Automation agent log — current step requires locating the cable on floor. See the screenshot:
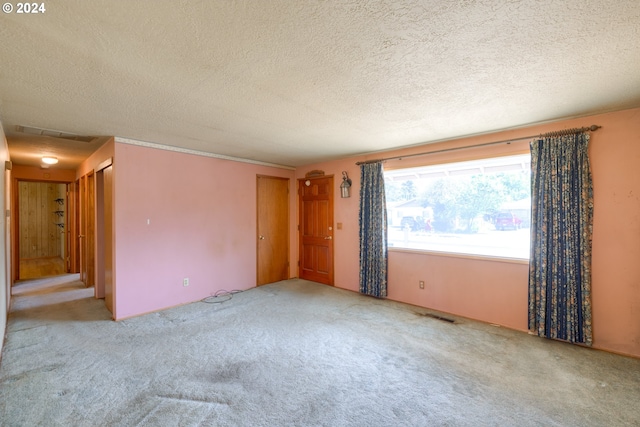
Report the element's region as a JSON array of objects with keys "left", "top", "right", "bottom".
[{"left": 201, "top": 289, "right": 243, "bottom": 304}]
